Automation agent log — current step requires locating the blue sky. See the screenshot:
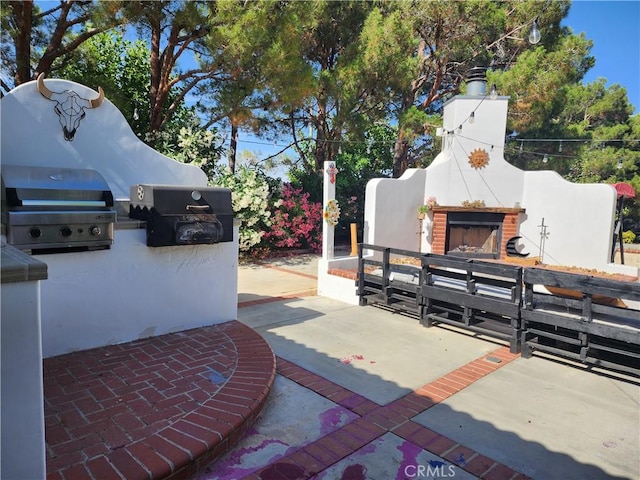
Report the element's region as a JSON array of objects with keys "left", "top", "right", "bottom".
[{"left": 564, "top": 0, "right": 640, "bottom": 114}]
